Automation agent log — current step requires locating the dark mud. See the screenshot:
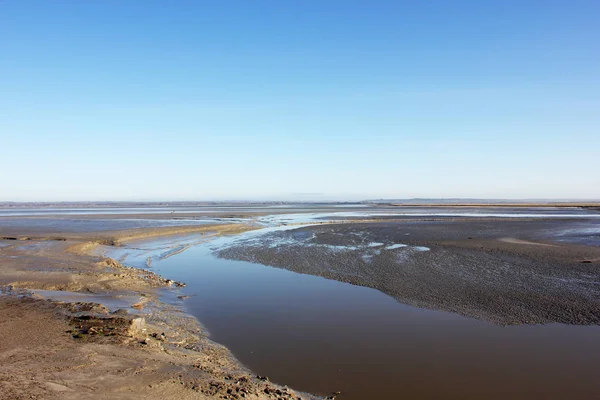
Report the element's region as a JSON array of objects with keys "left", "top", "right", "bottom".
[{"left": 217, "top": 219, "right": 600, "bottom": 325}]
